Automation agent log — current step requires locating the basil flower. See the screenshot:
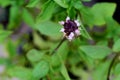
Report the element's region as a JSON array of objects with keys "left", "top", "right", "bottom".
[{"left": 59, "top": 17, "right": 81, "bottom": 41}]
